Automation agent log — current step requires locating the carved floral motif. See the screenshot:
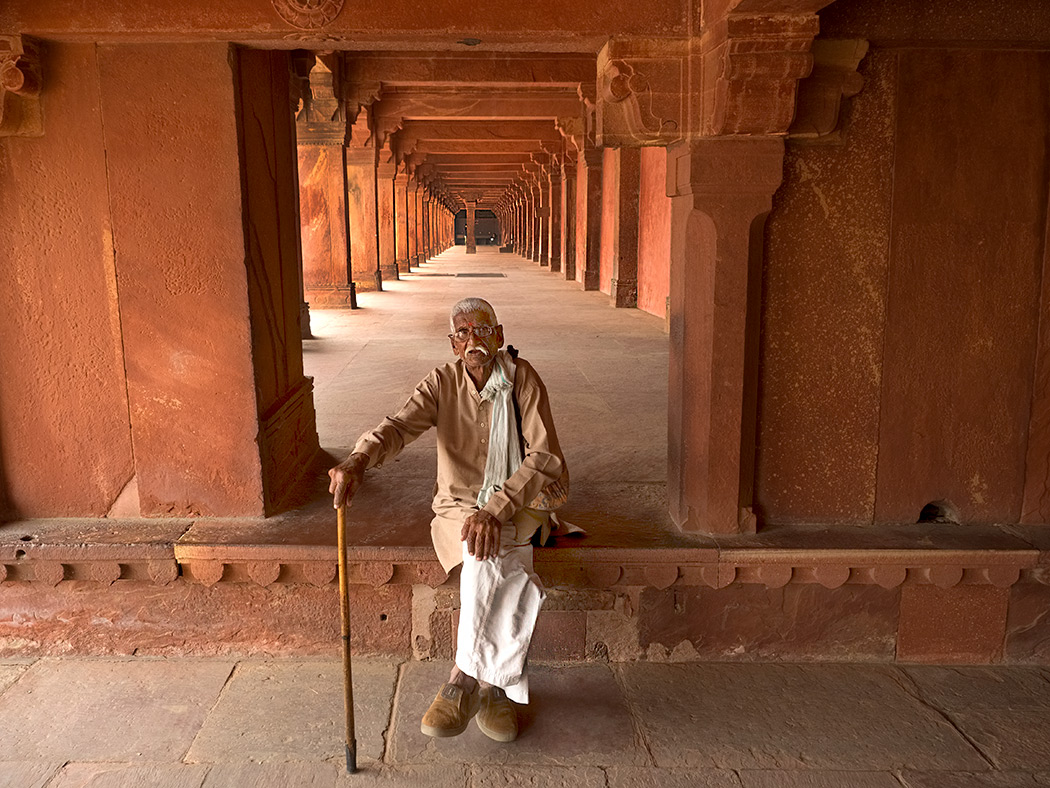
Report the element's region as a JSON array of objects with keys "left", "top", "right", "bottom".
[{"left": 272, "top": 0, "right": 345, "bottom": 30}]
